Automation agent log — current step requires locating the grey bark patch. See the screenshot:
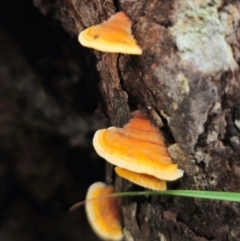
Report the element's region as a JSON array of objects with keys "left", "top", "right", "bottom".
[
  {"left": 168, "top": 143, "right": 198, "bottom": 175},
  {"left": 169, "top": 78, "right": 218, "bottom": 153}
]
